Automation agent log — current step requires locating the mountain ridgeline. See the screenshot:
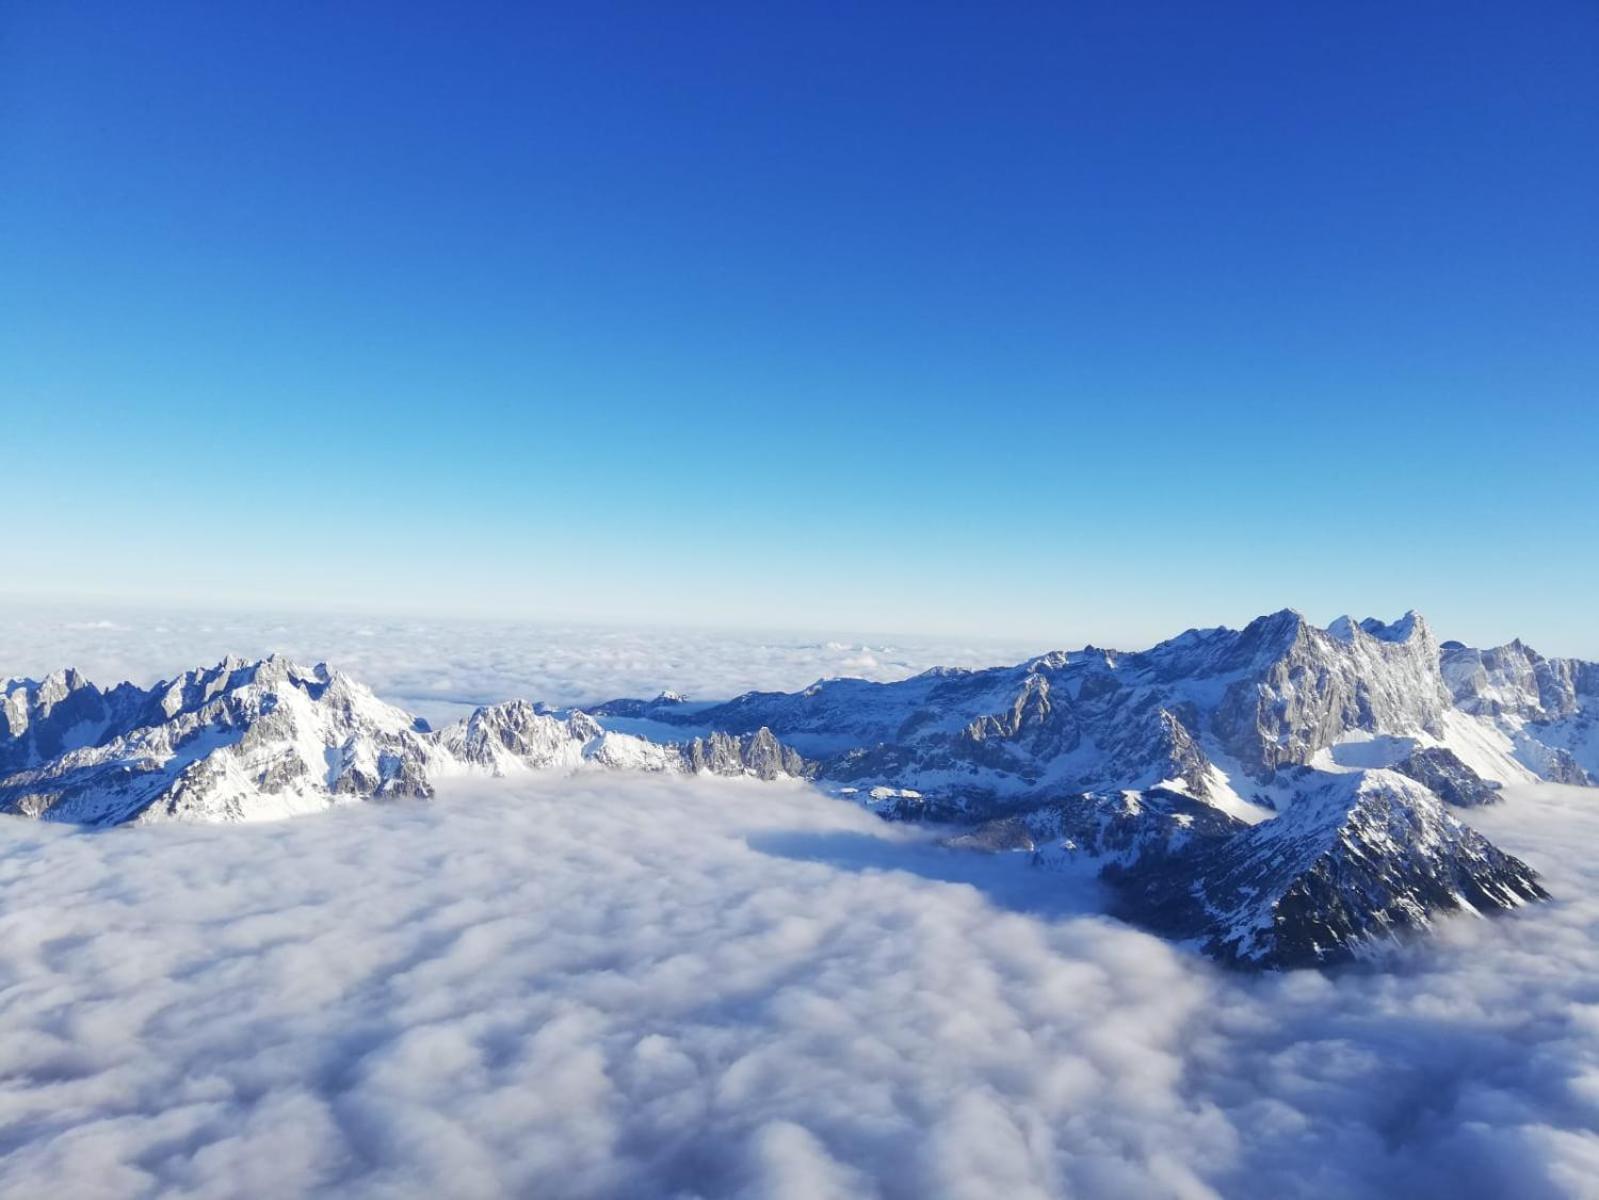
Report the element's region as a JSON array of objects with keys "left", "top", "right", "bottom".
[{"left": 4, "top": 610, "right": 1594, "bottom": 969}]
